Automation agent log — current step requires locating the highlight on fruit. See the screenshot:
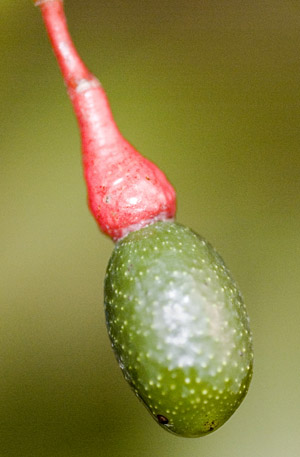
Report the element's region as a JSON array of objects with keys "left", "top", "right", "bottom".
[{"left": 33, "top": 0, "right": 253, "bottom": 437}]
